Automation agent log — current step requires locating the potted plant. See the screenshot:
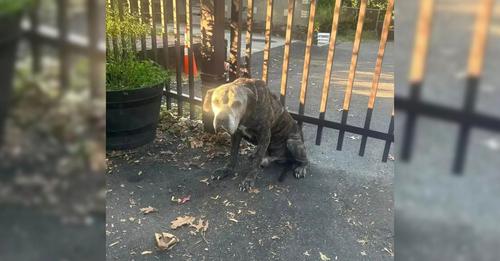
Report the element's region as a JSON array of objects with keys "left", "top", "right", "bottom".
[
  {"left": 0, "top": 0, "right": 32, "bottom": 146},
  {"left": 106, "top": 1, "right": 171, "bottom": 150}
]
